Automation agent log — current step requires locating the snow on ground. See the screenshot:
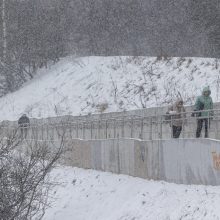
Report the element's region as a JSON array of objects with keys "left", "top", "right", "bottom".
[
  {"left": 43, "top": 166, "right": 220, "bottom": 220},
  {"left": 0, "top": 56, "right": 219, "bottom": 121}
]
